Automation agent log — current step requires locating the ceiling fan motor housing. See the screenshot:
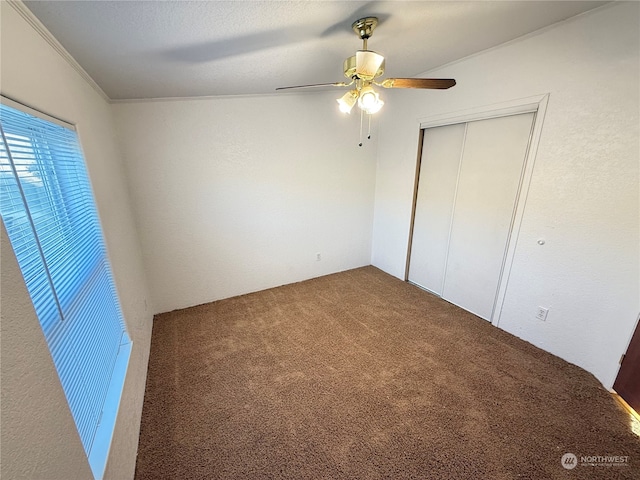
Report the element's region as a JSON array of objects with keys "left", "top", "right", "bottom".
[
  {"left": 345, "top": 18, "right": 385, "bottom": 81},
  {"left": 343, "top": 52, "right": 385, "bottom": 80}
]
